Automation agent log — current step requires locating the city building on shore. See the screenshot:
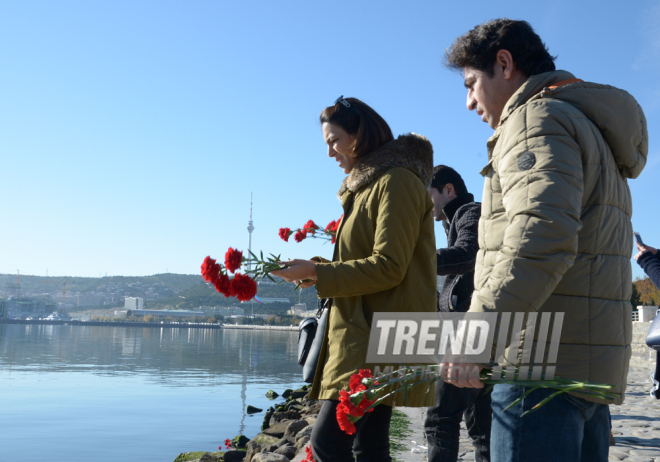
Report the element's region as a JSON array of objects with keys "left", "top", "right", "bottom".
[
  {"left": 2, "top": 298, "right": 59, "bottom": 319},
  {"left": 124, "top": 297, "right": 144, "bottom": 311}
]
